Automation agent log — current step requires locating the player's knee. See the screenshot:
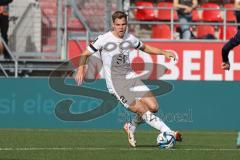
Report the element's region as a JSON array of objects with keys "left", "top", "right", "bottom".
[
  {"left": 148, "top": 103, "right": 159, "bottom": 113},
  {"left": 129, "top": 101, "right": 148, "bottom": 116},
  {"left": 134, "top": 102, "right": 149, "bottom": 116},
  {"left": 138, "top": 106, "right": 148, "bottom": 116}
]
